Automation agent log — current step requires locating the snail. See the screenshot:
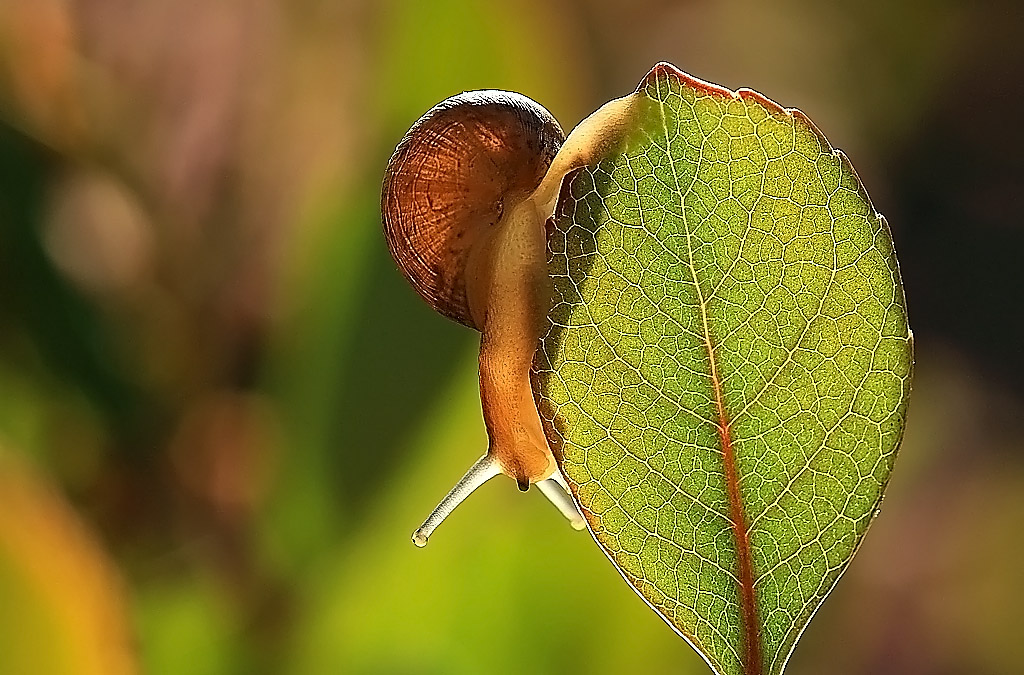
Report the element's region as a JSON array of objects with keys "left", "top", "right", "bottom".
[{"left": 382, "top": 87, "right": 642, "bottom": 547}]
